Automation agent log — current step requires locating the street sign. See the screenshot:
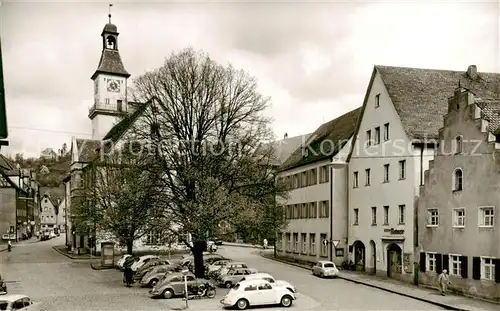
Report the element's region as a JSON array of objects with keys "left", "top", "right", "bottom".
[
  {"left": 322, "top": 239, "right": 329, "bottom": 246},
  {"left": 332, "top": 240, "right": 340, "bottom": 248}
]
